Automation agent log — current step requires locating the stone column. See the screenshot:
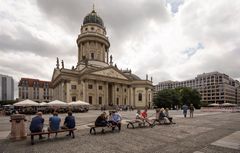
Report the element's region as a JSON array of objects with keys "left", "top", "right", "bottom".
[
  {"left": 107, "top": 49, "right": 109, "bottom": 63},
  {"left": 112, "top": 83, "right": 115, "bottom": 105},
  {"left": 105, "top": 82, "right": 108, "bottom": 106},
  {"left": 133, "top": 88, "right": 136, "bottom": 107},
  {"left": 86, "top": 80, "right": 88, "bottom": 103},
  {"left": 82, "top": 80, "right": 86, "bottom": 102},
  {"left": 96, "top": 81, "right": 98, "bottom": 105},
  {"left": 145, "top": 88, "right": 148, "bottom": 107}
]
